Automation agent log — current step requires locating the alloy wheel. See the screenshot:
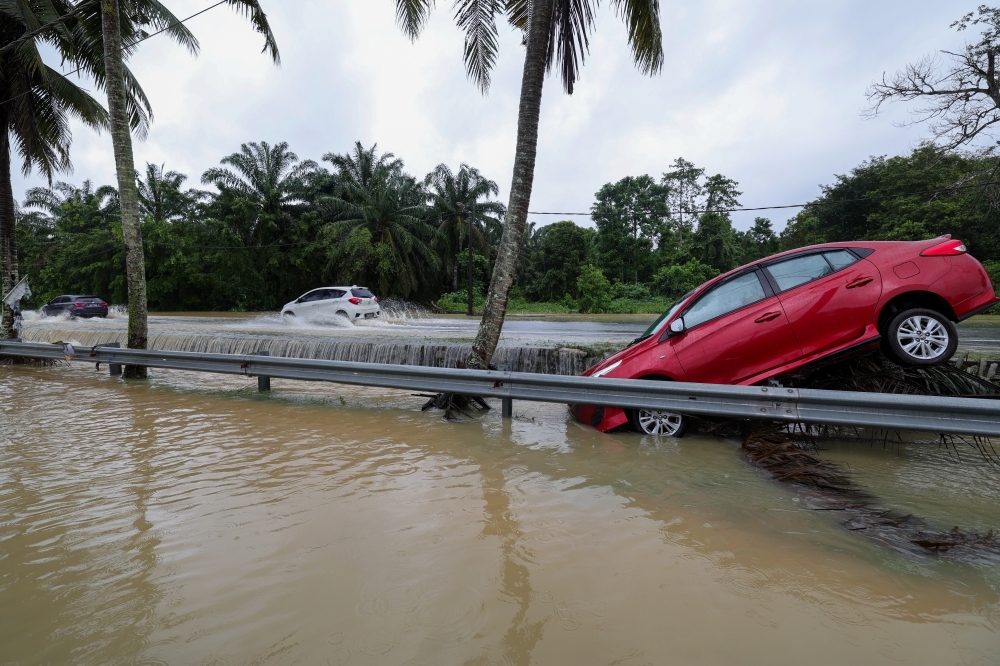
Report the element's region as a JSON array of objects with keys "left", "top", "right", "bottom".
[
  {"left": 895, "top": 315, "right": 950, "bottom": 361},
  {"left": 636, "top": 410, "right": 685, "bottom": 436}
]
